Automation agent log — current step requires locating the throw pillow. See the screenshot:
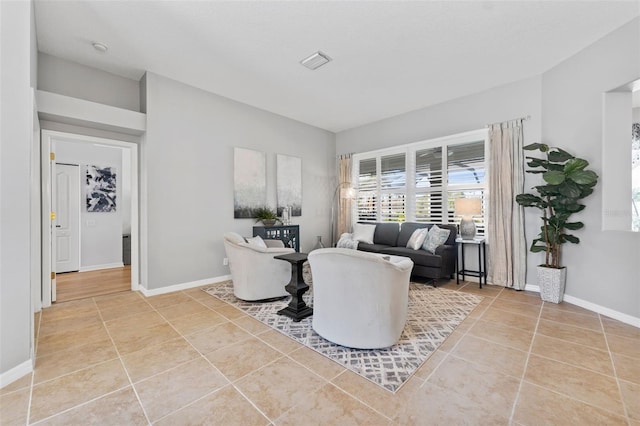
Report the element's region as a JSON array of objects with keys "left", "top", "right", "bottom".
[
  {"left": 337, "top": 233, "right": 359, "bottom": 250},
  {"left": 352, "top": 223, "right": 376, "bottom": 244},
  {"left": 246, "top": 235, "right": 267, "bottom": 248},
  {"left": 406, "top": 228, "right": 428, "bottom": 250},
  {"left": 422, "top": 225, "right": 451, "bottom": 254}
]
